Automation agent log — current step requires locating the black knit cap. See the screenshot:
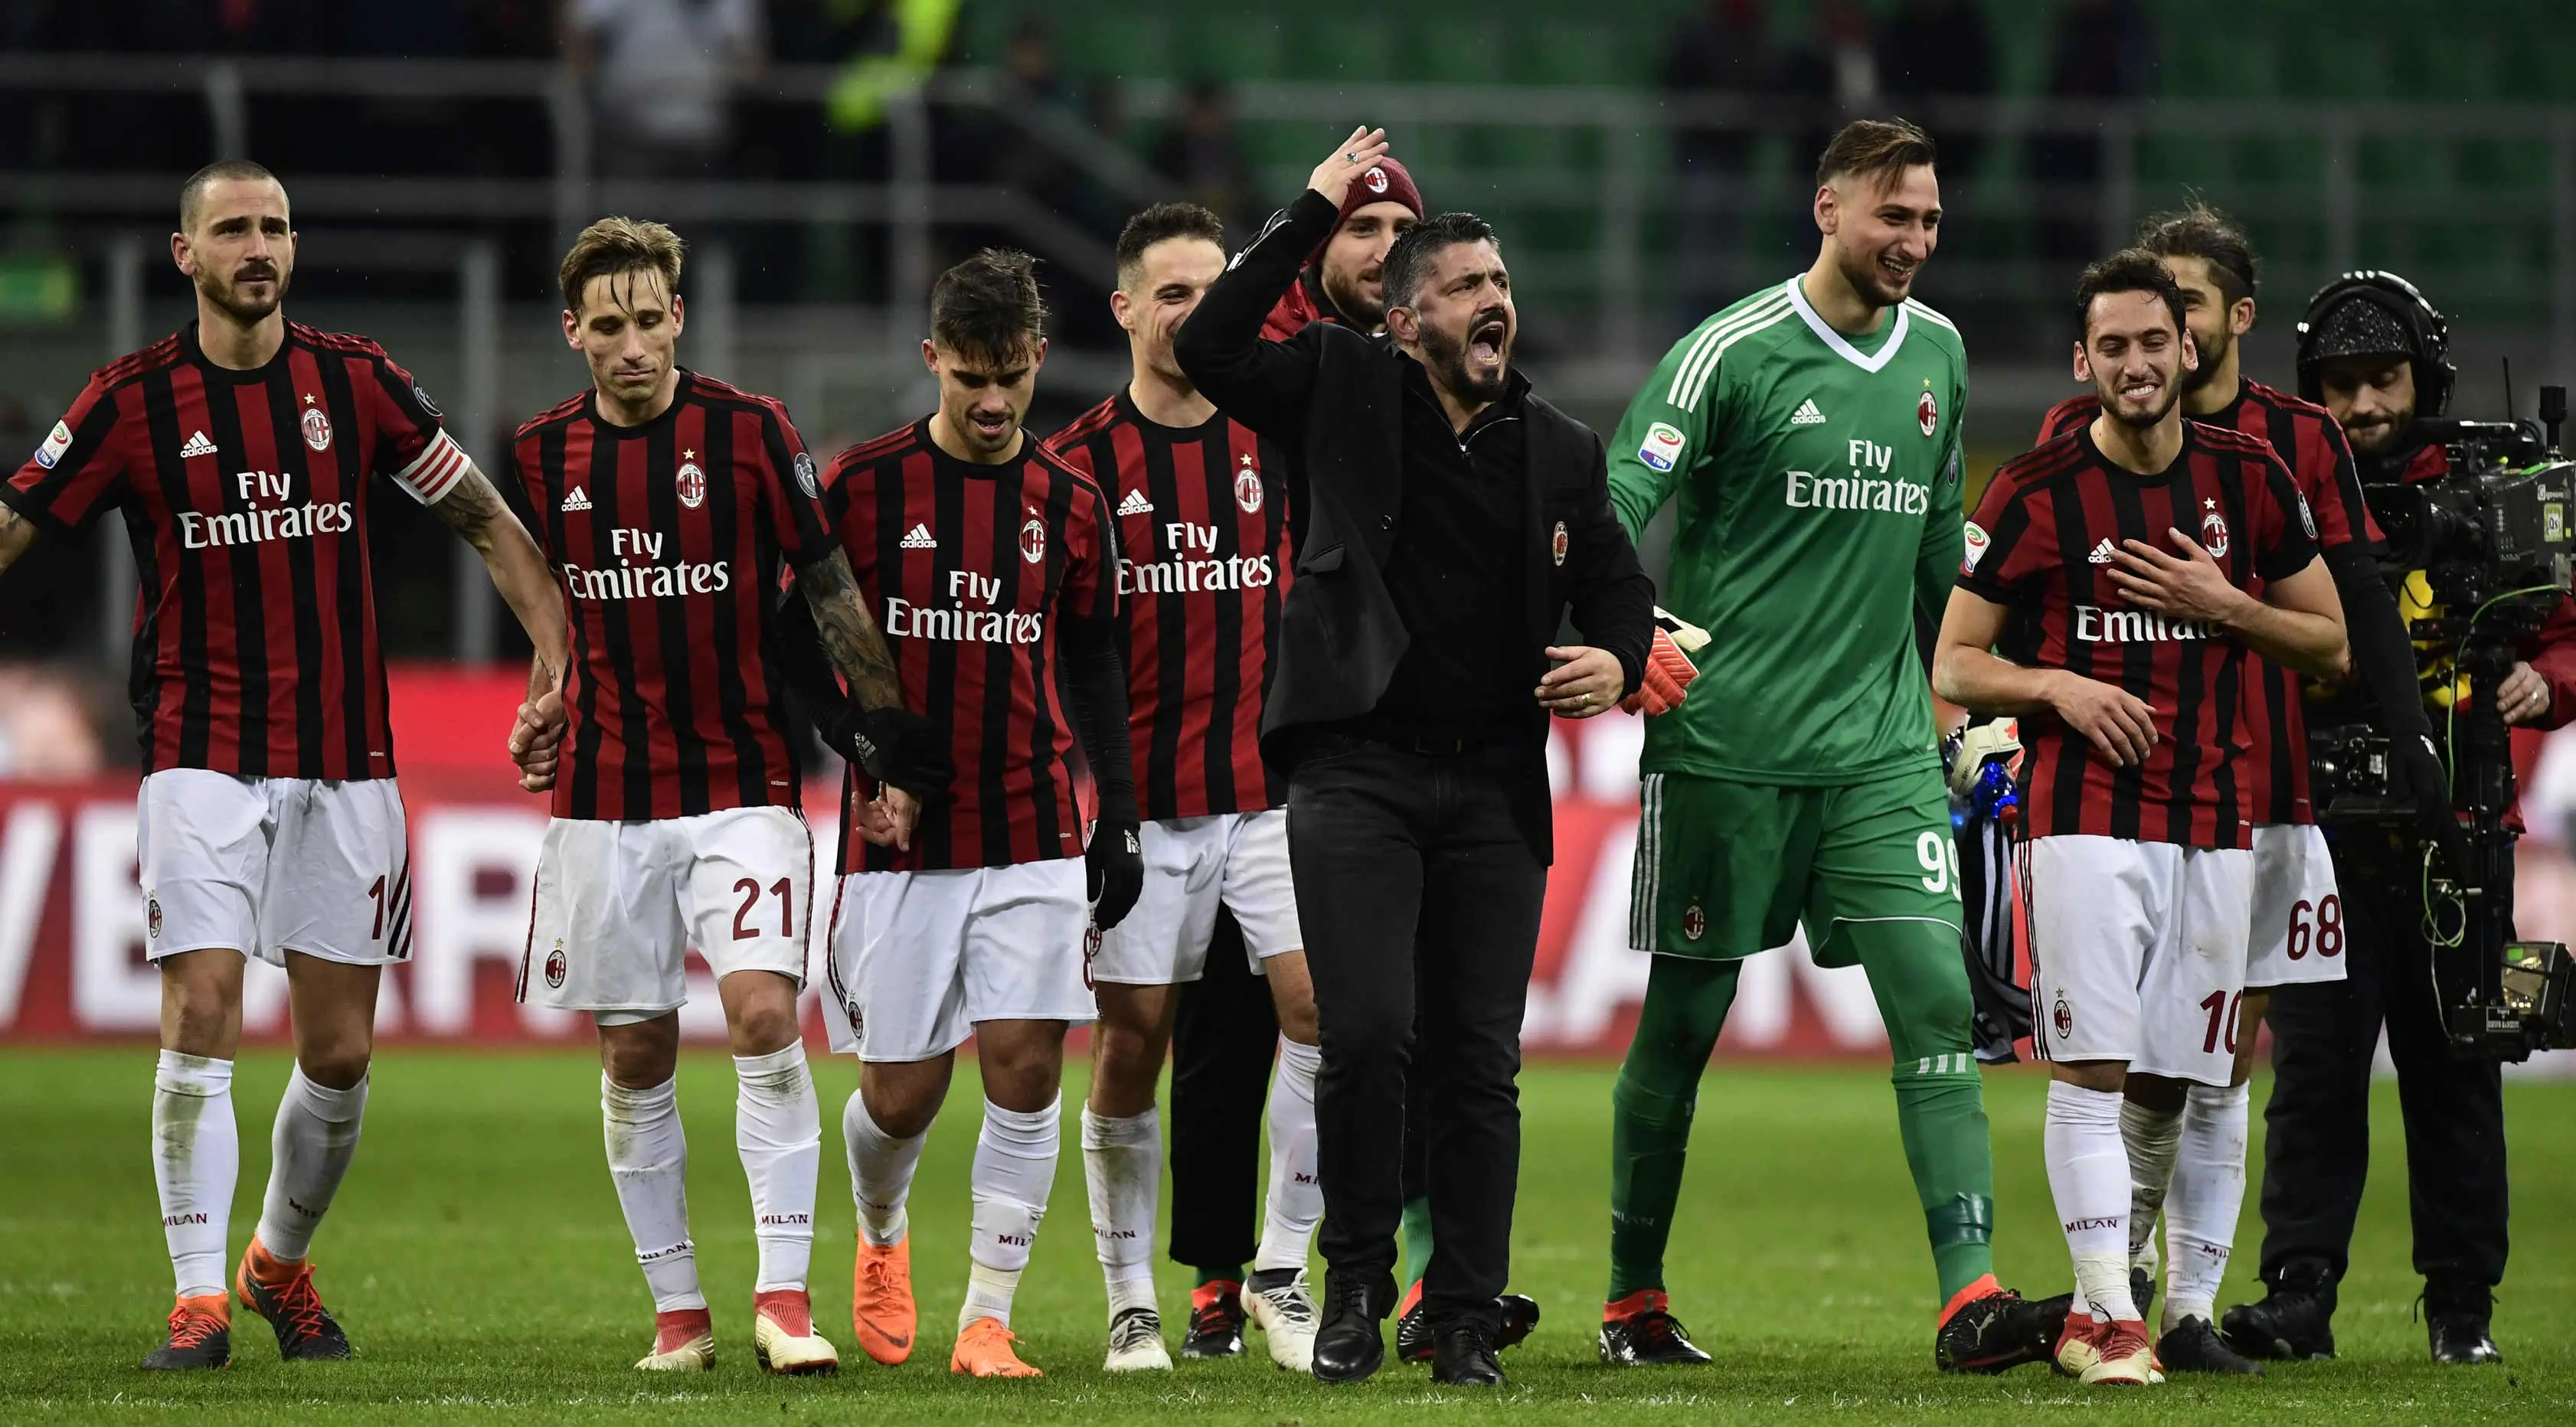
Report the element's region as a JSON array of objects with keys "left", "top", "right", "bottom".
[{"left": 2303, "top": 294, "right": 2419, "bottom": 366}]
